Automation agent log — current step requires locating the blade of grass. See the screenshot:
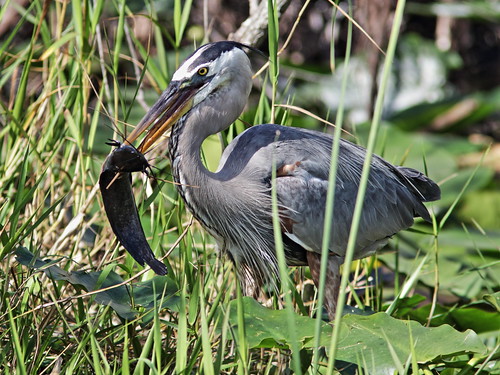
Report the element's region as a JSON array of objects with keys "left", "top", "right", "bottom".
[
  {"left": 215, "top": 291, "right": 233, "bottom": 374},
  {"left": 132, "top": 320, "right": 155, "bottom": 375},
  {"left": 267, "top": 0, "right": 279, "bottom": 123},
  {"left": 89, "top": 0, "right": 105, "bottom": 35},
  {"left": 175, "top": 275, "right": 188, "bottom": 373},
  {"left": 385, "top": 252, "right": 431, "bottom": 316},
  {"left": 8, "top": 146, "right": 30, "bottom": 238},
  {"left": 271, "top": 140, "right": 302, "bottom": 374},
  {"left": 173, "top": 0, "right": 193, "bottom": 47},
  {"left": 112, "top": 0, "right": 126, "bottom": 74},
  {"left": 327, "top": 0, "right": 407, "bottom": 372},
  {"left": 311, "top": 2, "right": 353, "bottom": 372},
  {"left": 152, "top": 284, "right": 162, "bottom": 372},
  {"left": 235, "top": 286, "right": 249, "bottom": 375},
  {"left": 266, "top": 3, "right": 303, "bottom": 372},
  {"left": 7, "top": 299, "right": 27, "bottom": 375},
  {"left": 199, "top": 275, "right": 215, "bottom": 375},
  {"left": 122, "top": 323, "right": 130, "bottom": 375},
  {"left": 12, "top": 45, "right": 34, "bottom": 122},
  {"left": 439, "top": 146, "right": 490, "bottom": 230},
  {"left": 71, "top": 0, "right": 84, "bottom": 53},
  {"left": 408, "top": 322, "right": 419, "bottom": 375},
  {"left": 0, "top": 1, "right": 38, "bottom": 57},
  {"left": 90, "top": 328, "right": 109, "bottom": 374},
  {"left": 382, "top": 330, "right": 405, "bottom": 374}
]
